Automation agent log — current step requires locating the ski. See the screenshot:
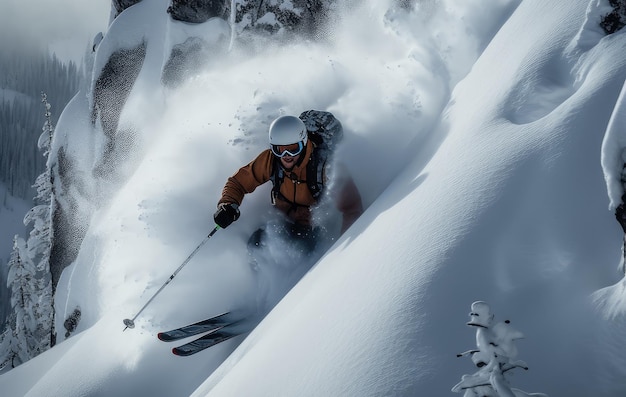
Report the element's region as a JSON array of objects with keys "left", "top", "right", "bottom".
[
  {"left": 171, "top": 319, "right": 253, "bottom": 356},
  {"left": 158, "top": 311, "right": 240, "bottom": 342}
]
